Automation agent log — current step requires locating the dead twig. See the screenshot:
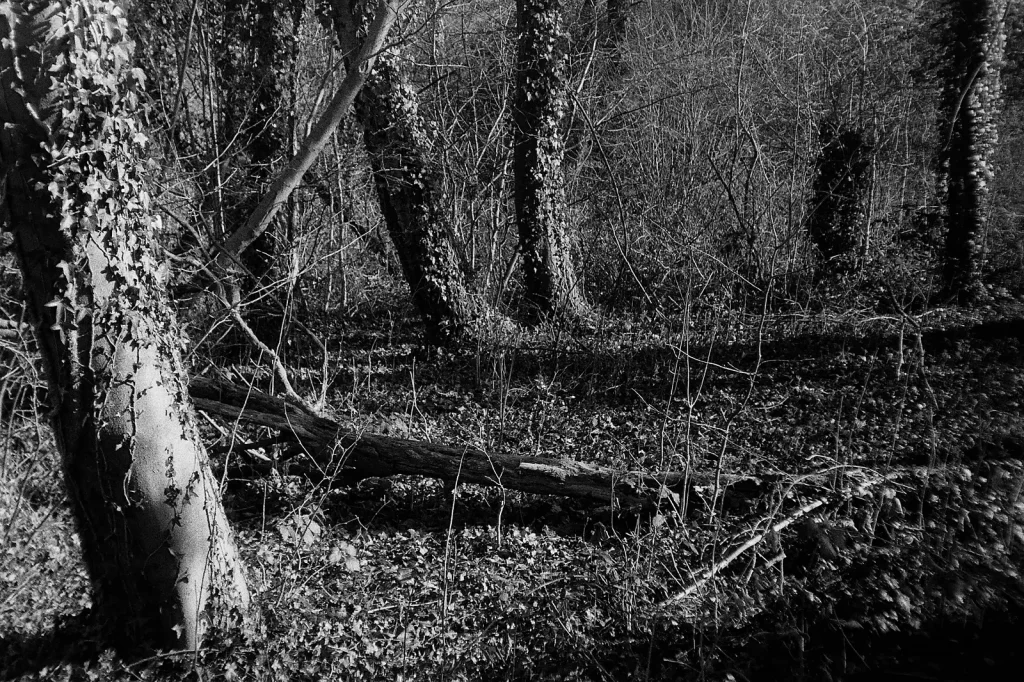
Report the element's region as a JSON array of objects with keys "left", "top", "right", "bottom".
[
  {"left": 659, "top": 471, "right": 890, "bottom": 608},
  {"left": 227, "top": 307, "right": 319, "bottom": 416}
]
